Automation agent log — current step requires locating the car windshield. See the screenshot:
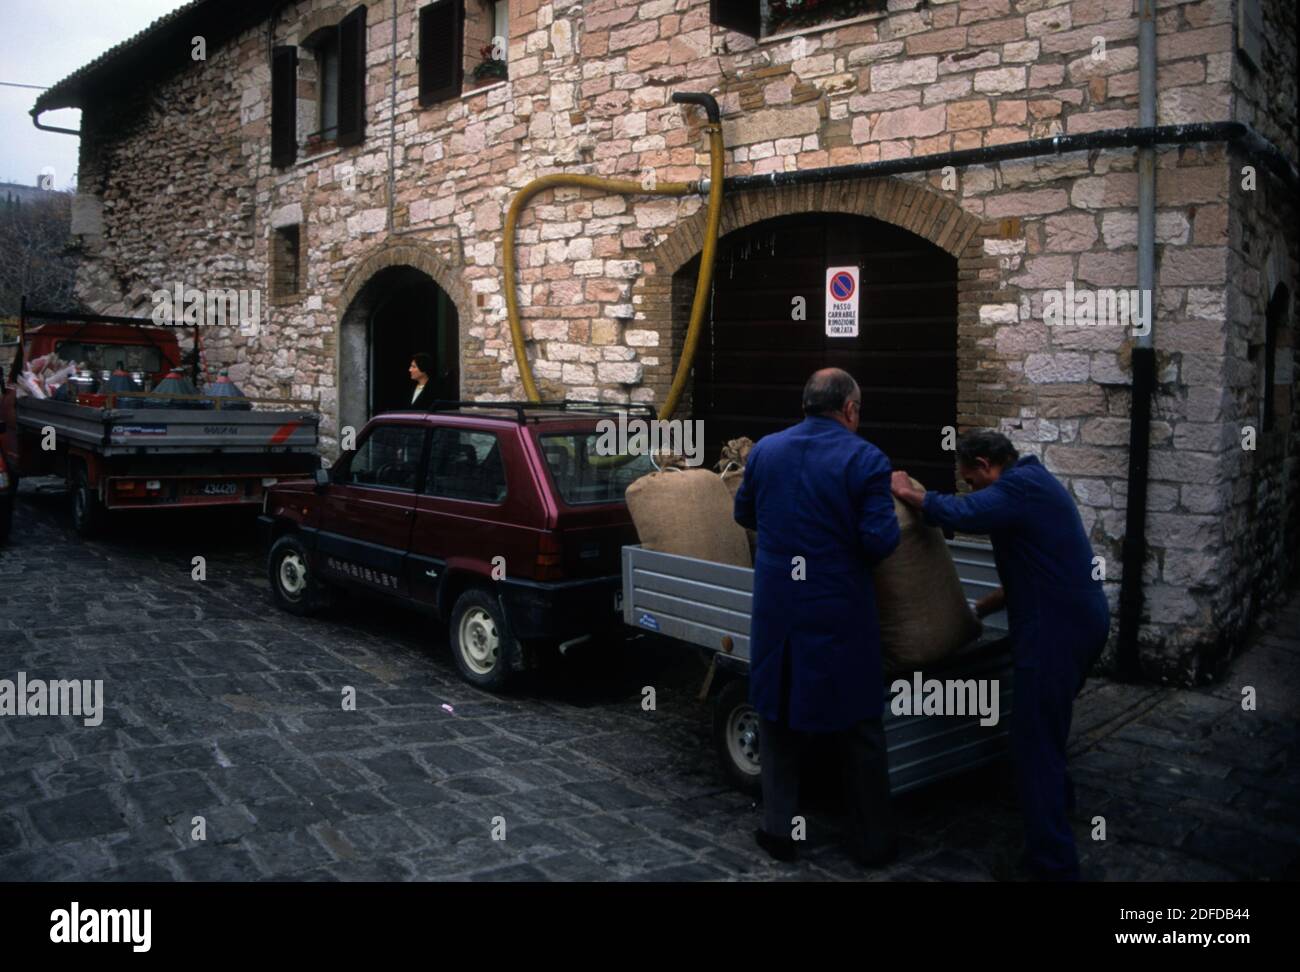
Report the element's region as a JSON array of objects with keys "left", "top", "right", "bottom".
[
  {"left": 55, "top": 341, "right": 164, "bottom": 374},
  {"left": 538, "top": 431, "right": 656, "bottom": 505}
]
